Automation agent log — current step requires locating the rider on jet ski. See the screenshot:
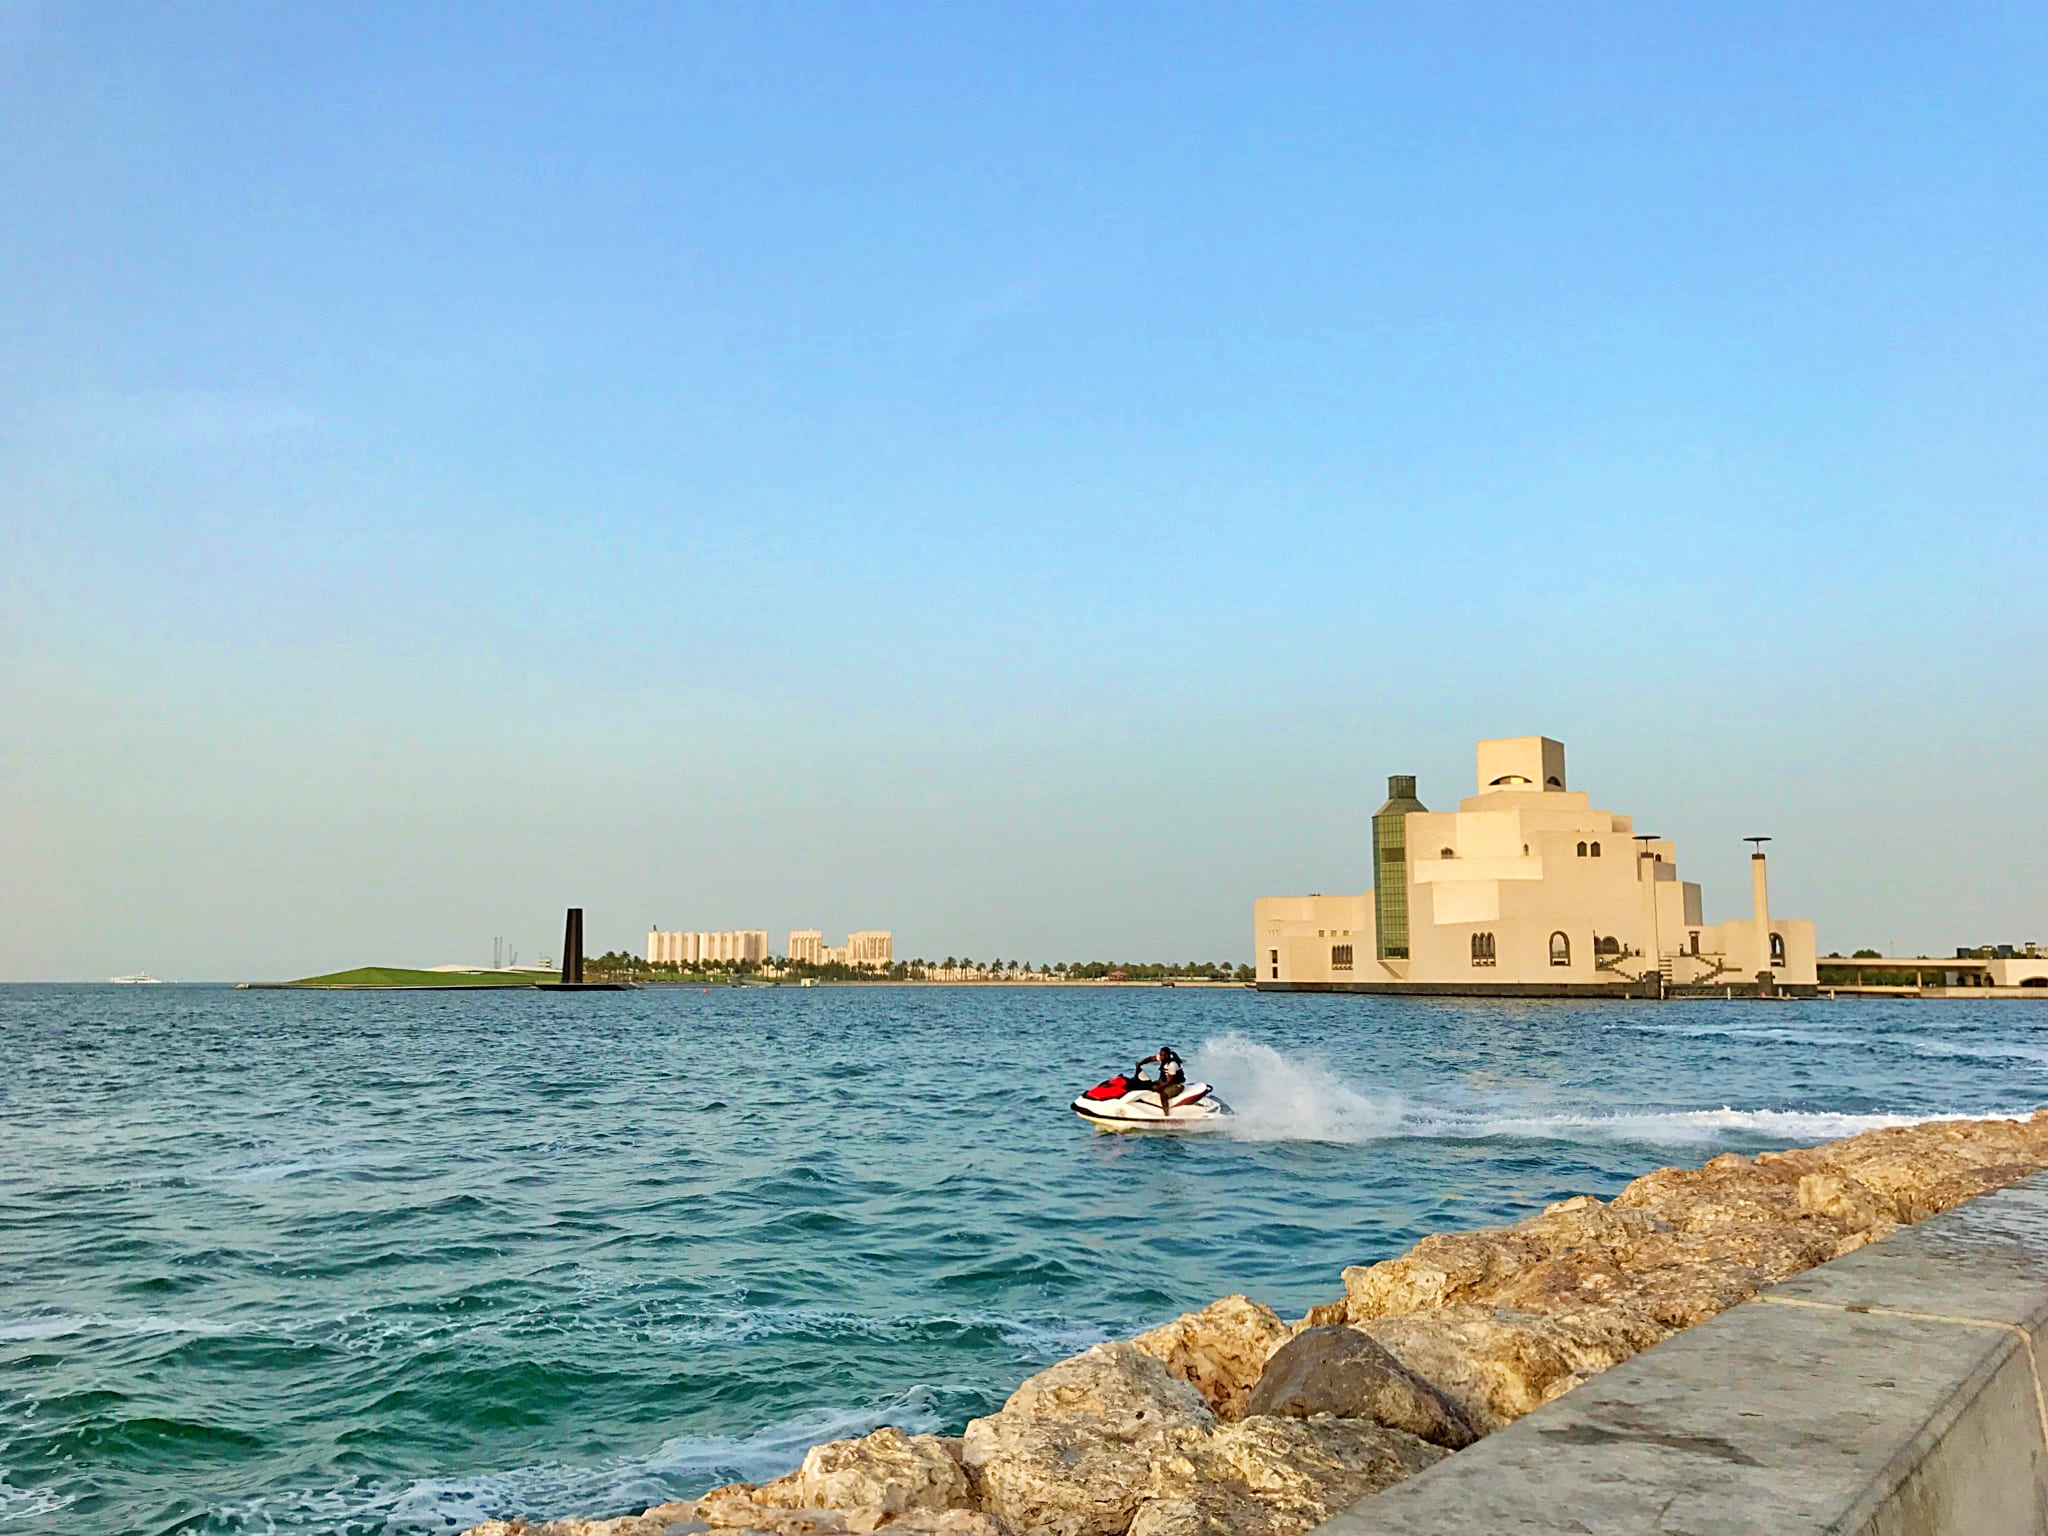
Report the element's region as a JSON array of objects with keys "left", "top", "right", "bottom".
[{"left": 1132, "top": 1045, "right": 1185, "bottom": 1115}]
